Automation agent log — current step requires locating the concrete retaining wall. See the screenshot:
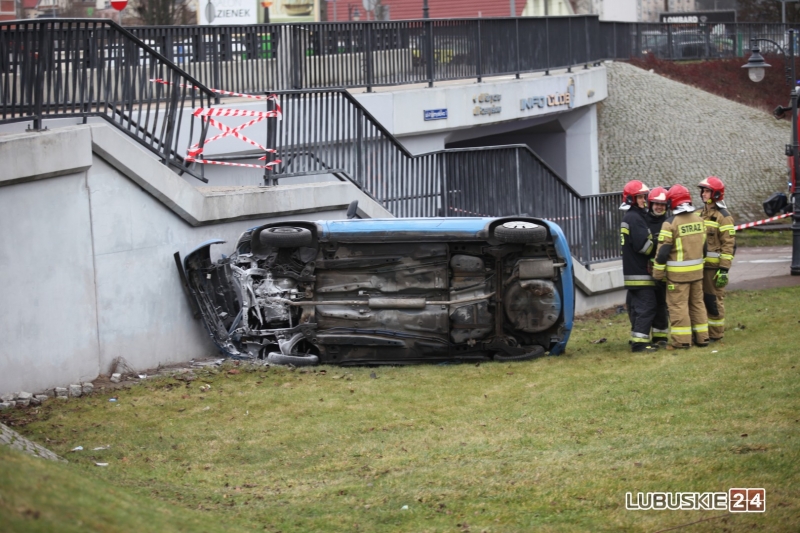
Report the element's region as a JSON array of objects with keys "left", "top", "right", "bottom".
[{"left": 0, "top": 124, "right": 392, "bottom": 396}]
